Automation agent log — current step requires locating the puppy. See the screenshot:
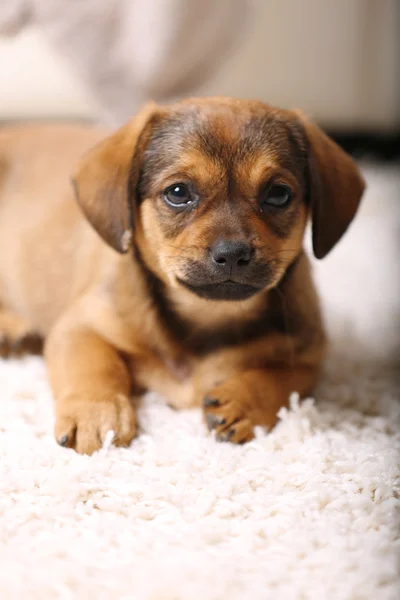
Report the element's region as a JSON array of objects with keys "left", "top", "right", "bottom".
[{"left": 0, "top": 97, "right": 365, "bottom": 454}]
